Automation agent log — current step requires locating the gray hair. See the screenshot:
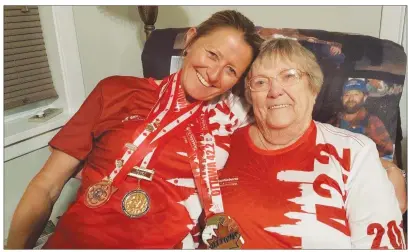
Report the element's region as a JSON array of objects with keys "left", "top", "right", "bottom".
[{"left": 245, "top": 38, "right": 324, "bottom": 104}]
